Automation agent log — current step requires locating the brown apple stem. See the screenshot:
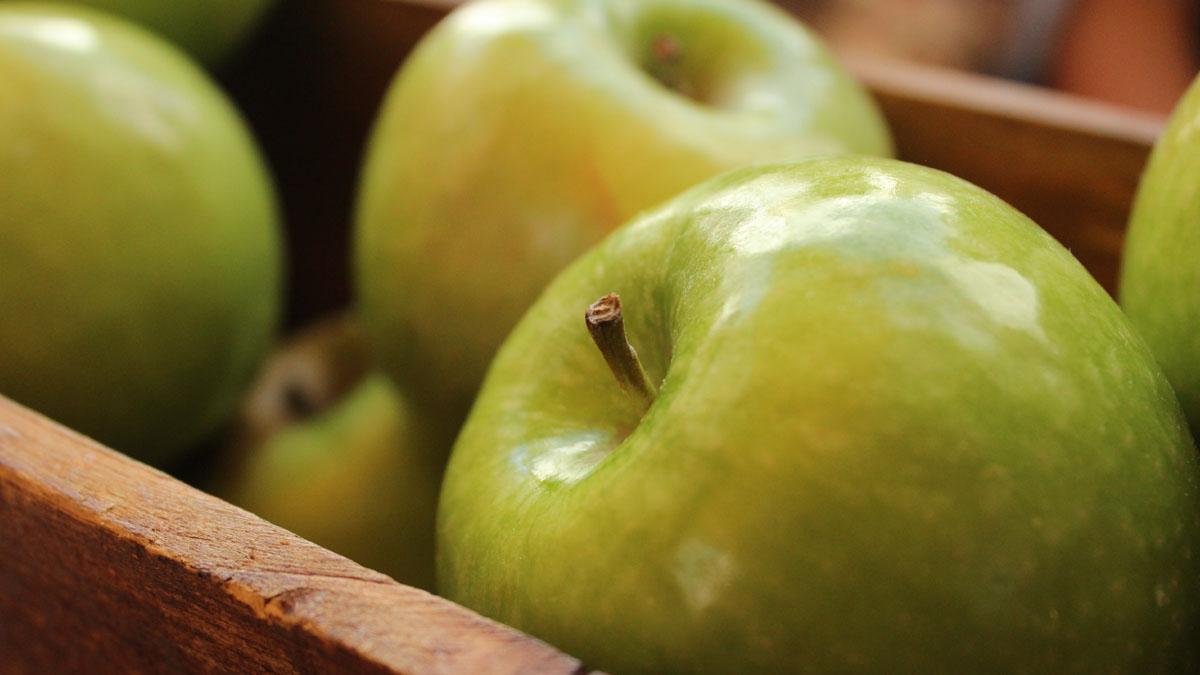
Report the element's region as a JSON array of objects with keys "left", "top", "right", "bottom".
[{"left": 585, "top": 293, "right": 657, "bottom": 411}]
